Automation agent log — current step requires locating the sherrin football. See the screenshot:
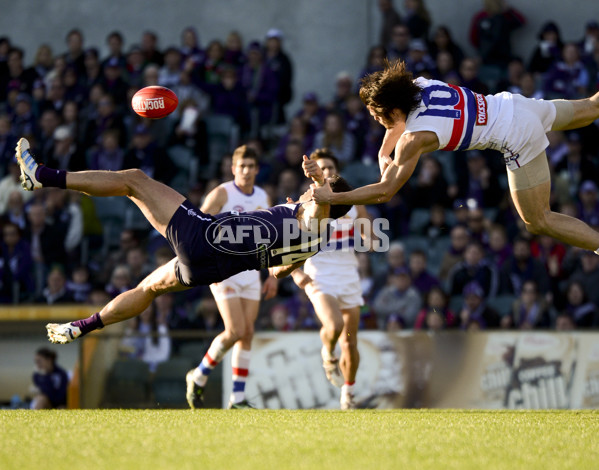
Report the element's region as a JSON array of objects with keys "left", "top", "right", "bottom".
[{"left": 131, "top": 86, "right": 178, "bottom": 119}]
